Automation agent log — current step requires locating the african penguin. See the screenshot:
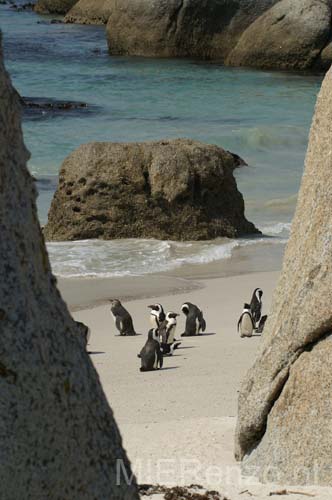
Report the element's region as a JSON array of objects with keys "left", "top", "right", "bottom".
[
  {"left": 249, "top": 288, "right": 263, "bottom": 327},
  {"left": 75, "top": 321, "right": 91, "bottom": 348},
  {"left": 139, "top": 329, "right": 163, "bottom": 372},
  {"left": 237, "top": 303, "right": 254, "bottom": 338},
  {"left": 110, "top": 299, "right": 136, "bottom": 336},
  {"left": 256, "top": 314, "right": 268, "bottom": 334},
  {"left": 181, "top": 302, "right": 206, "bottom": 337},
  {"left": 159, "top": 312, "right": 181, "bottom": 355},
  {"left": 148, "top": 303, "right": 166, "bottom": 329}
]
